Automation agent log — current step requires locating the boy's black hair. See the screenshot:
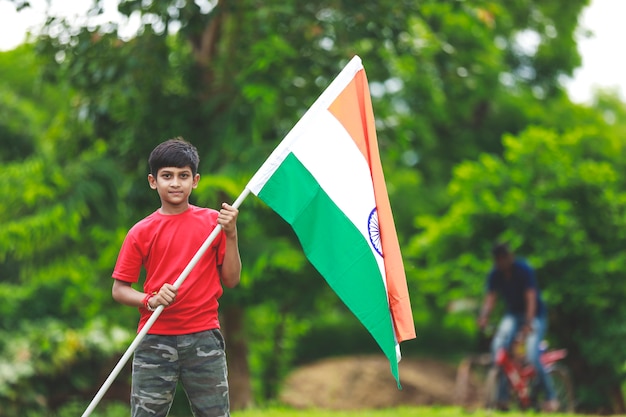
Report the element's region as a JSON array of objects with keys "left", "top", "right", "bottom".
[
  {"left": 491, "top": 242, "right": 511, "bottom": 258},
  {"left": 149, "top": 137, "right": 200, "bottom": 176}
]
